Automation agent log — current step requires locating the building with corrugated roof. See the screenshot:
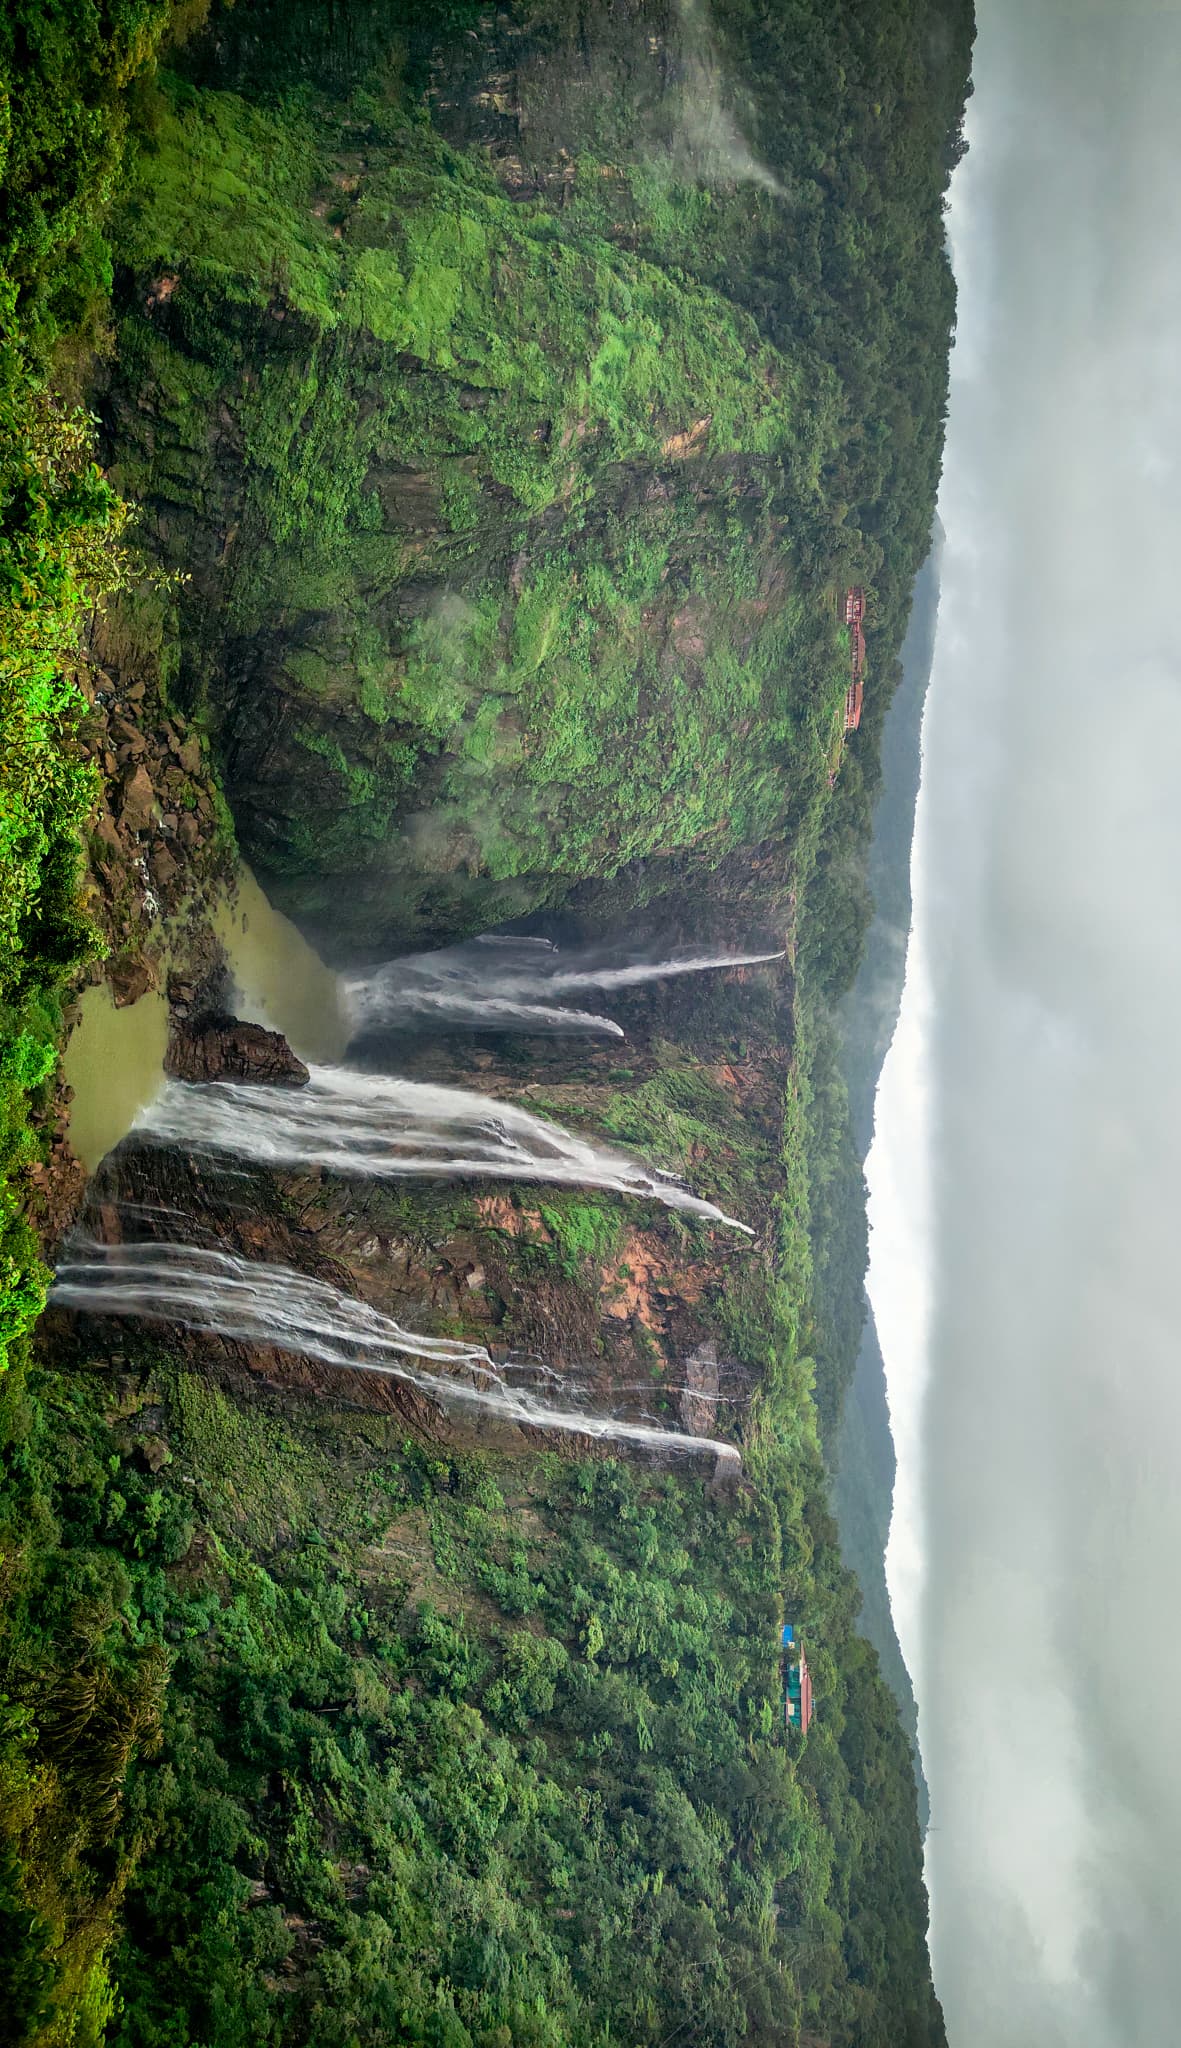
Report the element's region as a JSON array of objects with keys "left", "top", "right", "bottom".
[
  {"left": 781, "top": 1623, "right": 814, "bottom": 1734},
  {"left": 843, "top": 587, "right": 867, "bottom": 731}
]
